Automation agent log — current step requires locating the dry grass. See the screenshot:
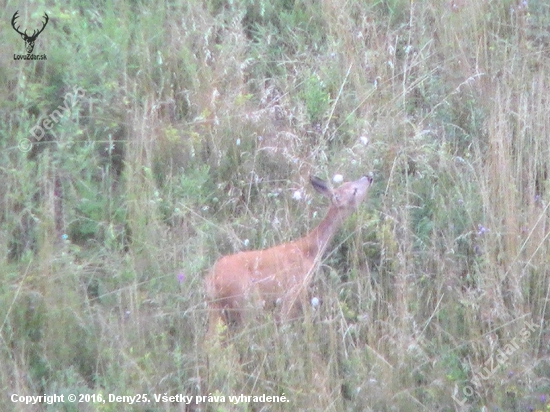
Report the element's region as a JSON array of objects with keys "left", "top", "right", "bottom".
[{"left": 1, "top": 0, "right": 549, "bottom": 411}]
